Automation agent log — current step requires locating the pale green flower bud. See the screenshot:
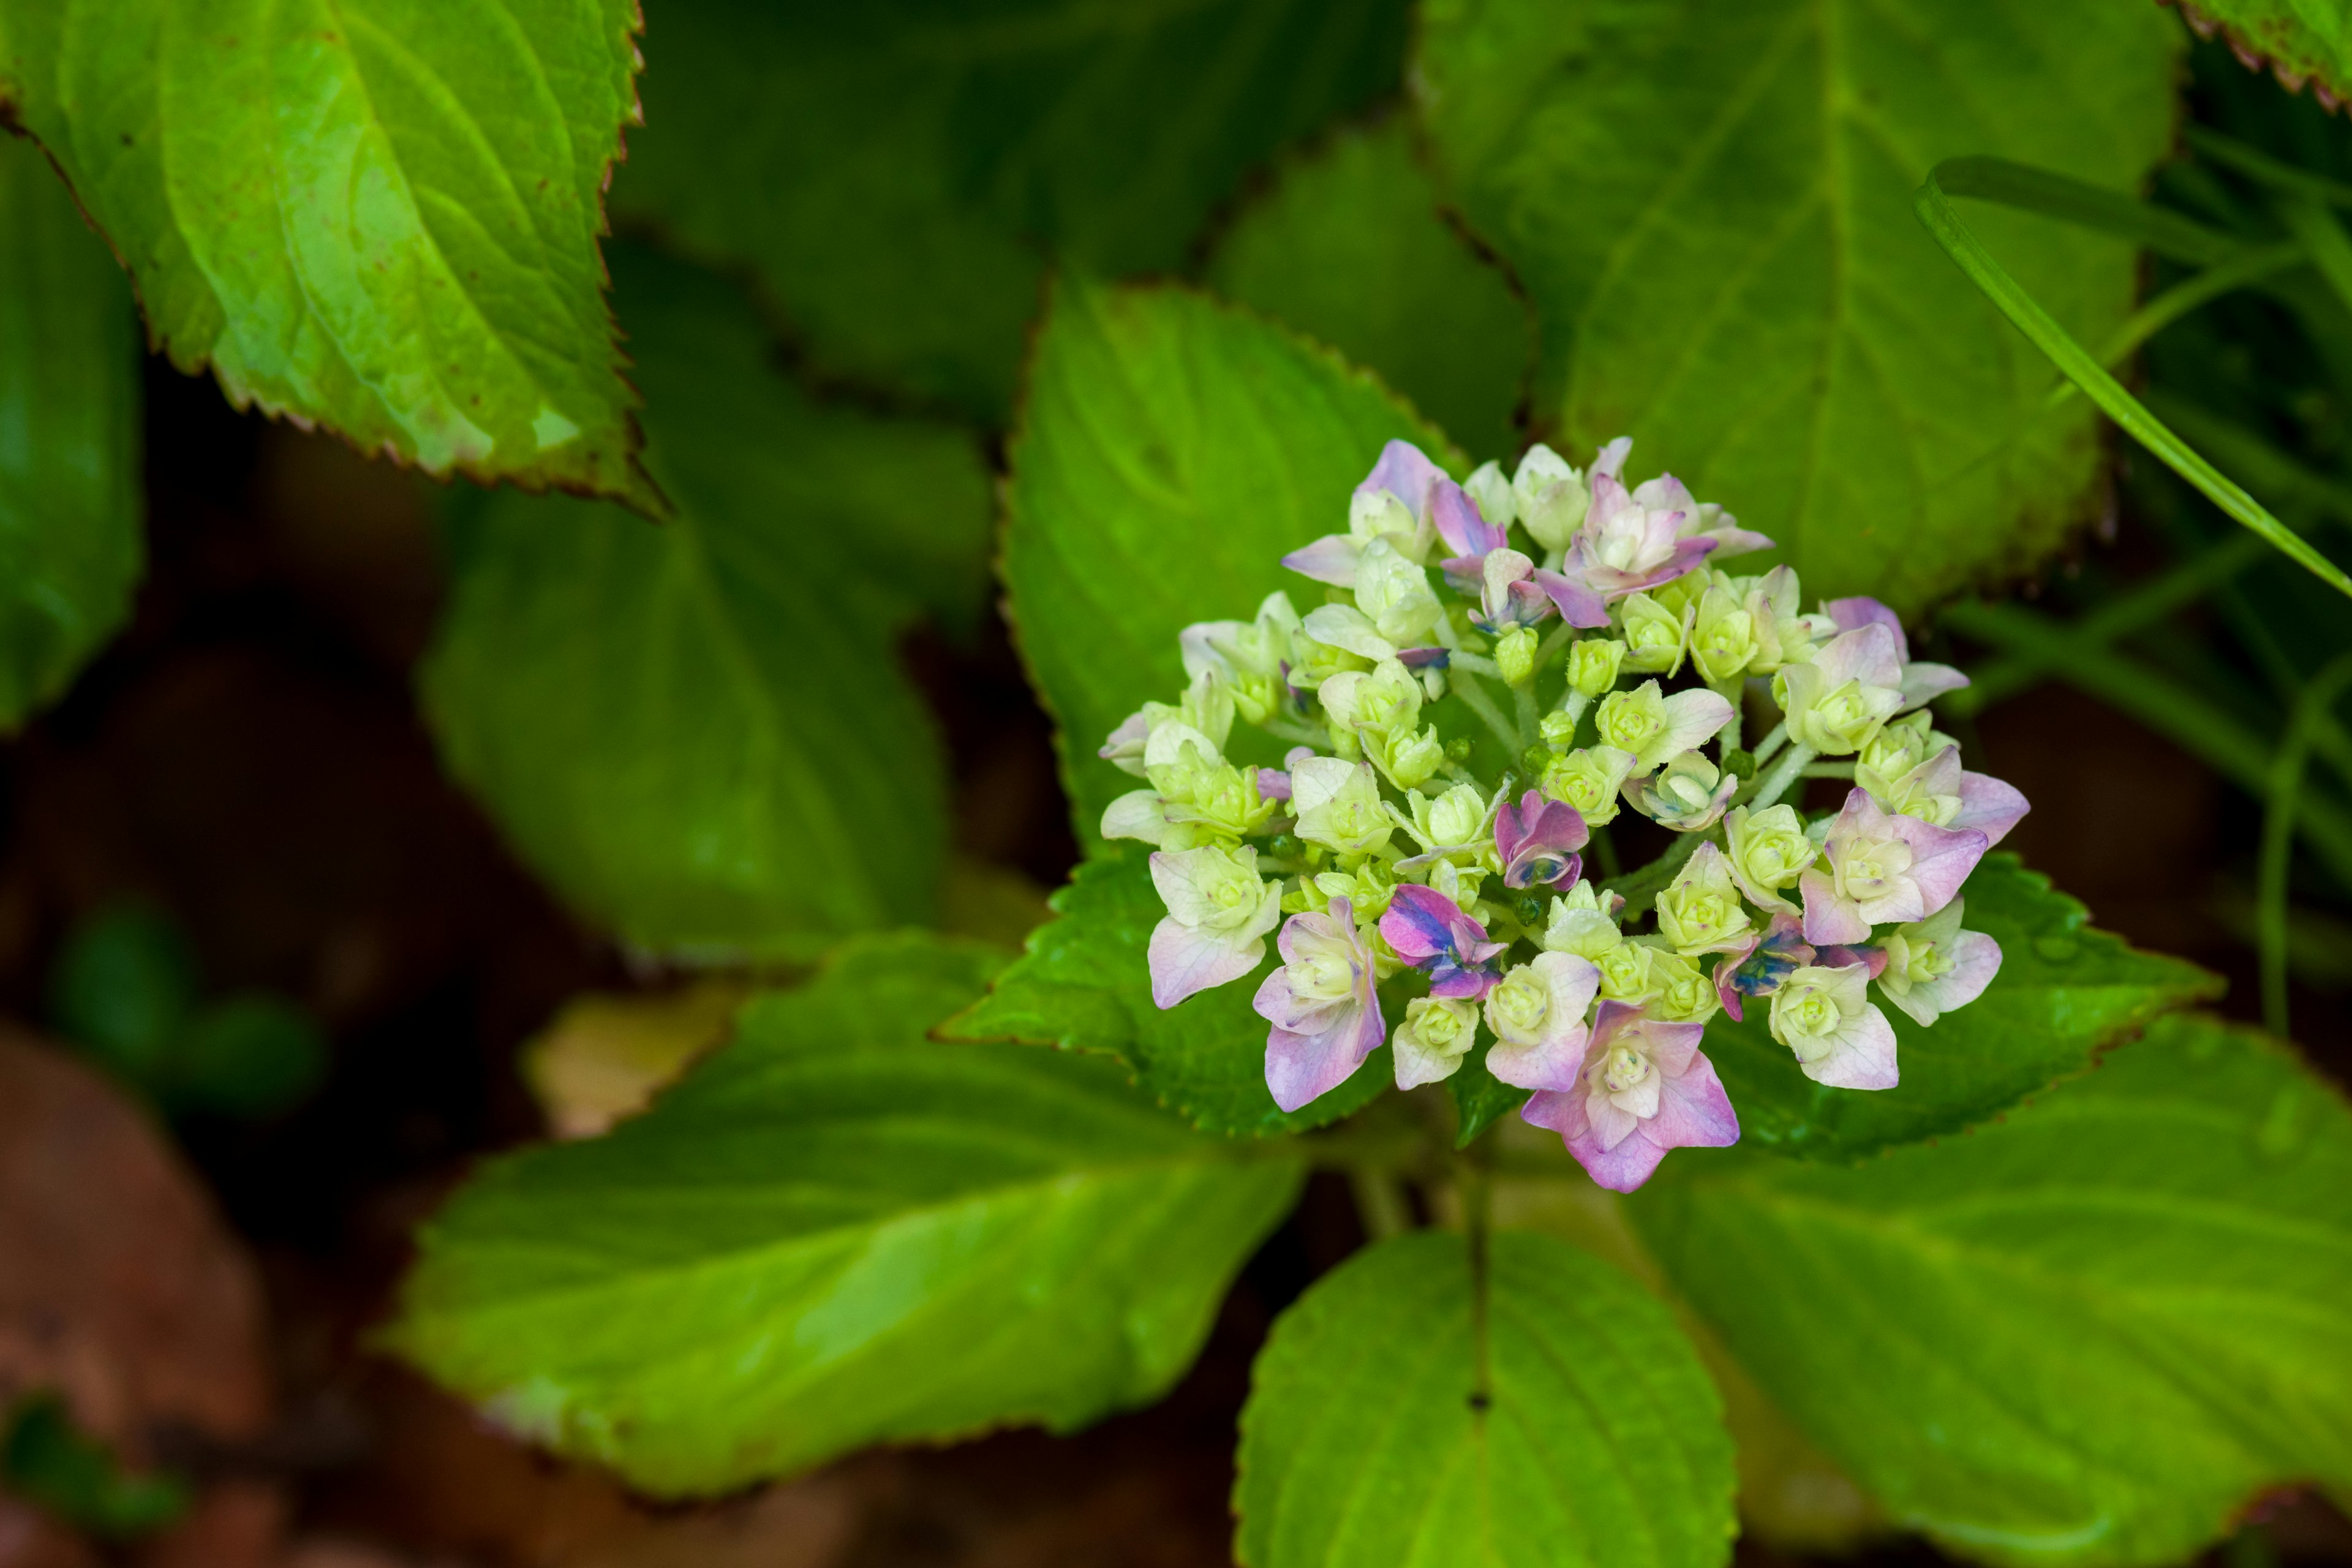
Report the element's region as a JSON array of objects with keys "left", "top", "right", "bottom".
[
  {"left": 1376, "top": 724, "right": 1447, "bottom": 791},
  {"left": 1648, "top": 568, "right": 1710, "bottom": 620},
  {"left": 1496, "top": 625, "right": 1540, "bottom": 687},
  {"left": 1142, "top": 721, "right": 1225, "bottom": 804},
  {"left": 1464, "top": 461, "right": 1518, "bottom": 531},
  {"left": 1513, "top": 445, "right": 1591, "bottom": 552},
  {"left": 1618, "top": 593, "right": 1689, "bottom": 676},
  {"left": 1349, "top": 488, "right": 1422, "bottom": 555},
  {"left": 1538, "top": 707, "right": 1578, "bottom": 750},
  {"left": 1158, "top": 843, "right": 1273, "bottom": 938},
  {"left": 1167, "top": 761, "right": 1278, "bottom": 842},
  {"left": 1654, "top": 843, "right": 1754, "bottom": 955},
  {"left": 1353, "top": 537, "right": 1442, "bottom": 647},
  {"left": 1626, "top": 750, "right": 1736, "bottom": 833},
  {"left": 1291, "top": 756, "right": 1394, "bottom": 857},
  {"left": 1485, "top": 963, "right": 1556, "bottom": 1046},
  {"left": 1540, "top": 745, "right": 1636, "bottom": 827},
  {"left": 1594, "top": 939, "right": 1657, "bottom": 1003},
  {"left": 1773, "top": 651, "right": 1904, "bottom": 756},
  {"left": 1314, "top": 859, "right": 1400, "bottom": 922},
  {"left": 1723, "top": 804, "right": 1815, "bottom": 914},
  {"left": 1594, "top": 682, "right": 1666, "bottom": 758},
  {"left": 1393, "top": 996, "right": 1480, "bottom": 1089},
  {"left": 1422, "top": 783, "right": 1491, "bottom": 850},
  {"left": 1333, "top": 658, "right": 1423, "bottom": 736},
  {"left": 1543, "top": 880, "right": 1625, "bottom": 960},
  {"left": 1646, "top": 949, "right": 1719, "bottom": 1024},
  {"left": 1424, "top": 856, "right": 1484, "bottom": 910},
  {"left": 1567, "top": 637, "right": 1626, "bottom": 699},
  {"left": 1690, "top": 584, "right": 1761, "bottom": 685},
  {"left": 1291, "top": 629, "right": 1371, "bottom": 695}
]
